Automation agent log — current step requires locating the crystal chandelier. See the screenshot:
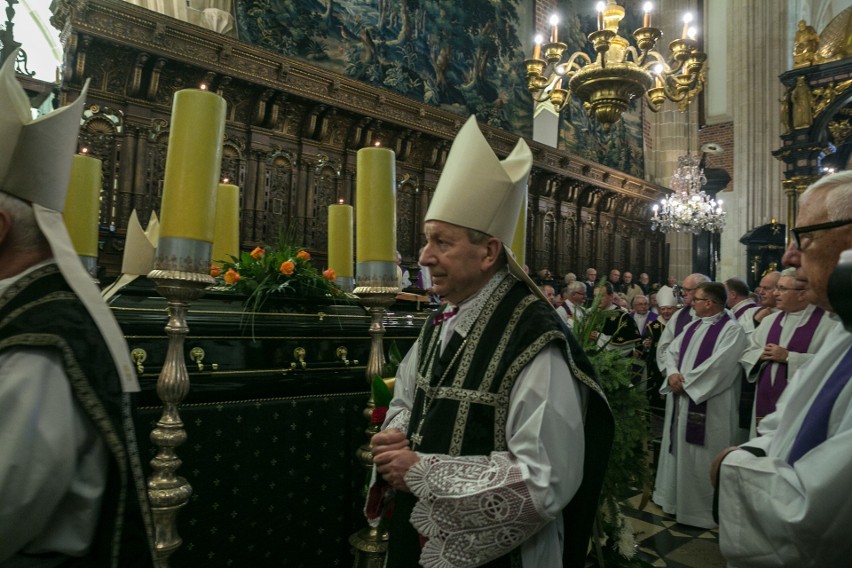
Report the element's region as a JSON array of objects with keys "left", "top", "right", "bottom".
[
  {"left": 523, "top": 1, "right": 706, "bottom": 130},
  {"left": 651, "top": 154, "right": 726, "bottom": 234}
]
